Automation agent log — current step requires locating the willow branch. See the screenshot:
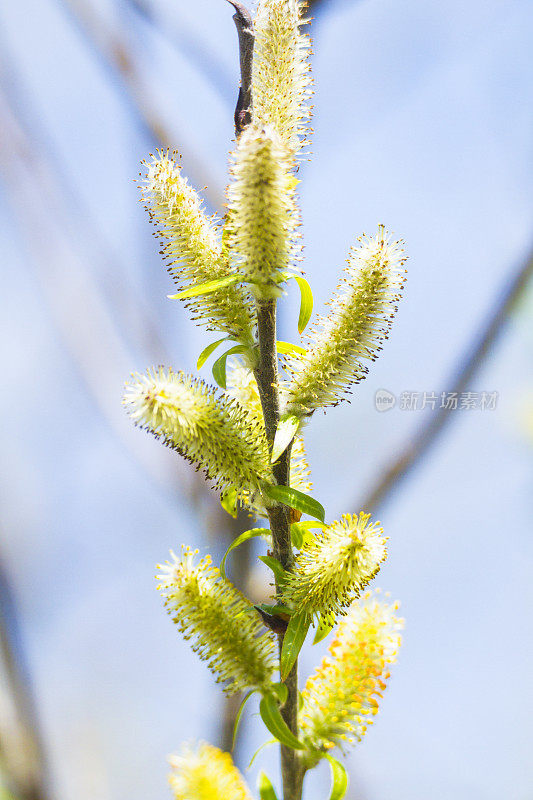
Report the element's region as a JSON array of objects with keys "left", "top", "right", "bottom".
[
  {"left": 357, "top": 243, "right": 533, "bottom": 513},
  {"left": 254, "top": 303, "right": 302, "bottom": 800},
  {"left": 227, "top": 0, "right": 255, "bottom": 135}
]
